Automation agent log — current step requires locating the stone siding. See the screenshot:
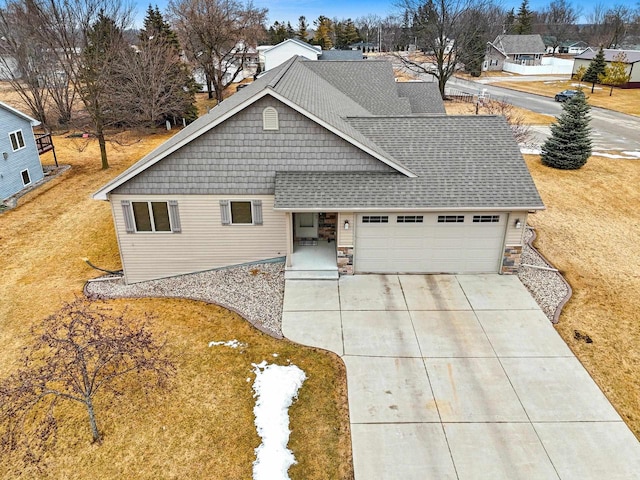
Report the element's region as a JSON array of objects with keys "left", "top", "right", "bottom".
[
  {"left": 337, "top": 246, "right": 354, "bottom": 275},
  {"left": 318, "top": 212, "right": 336, "bottom": 241},
  {"left": 502, "top": 245, "right": 522, "bottom": 274}
]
